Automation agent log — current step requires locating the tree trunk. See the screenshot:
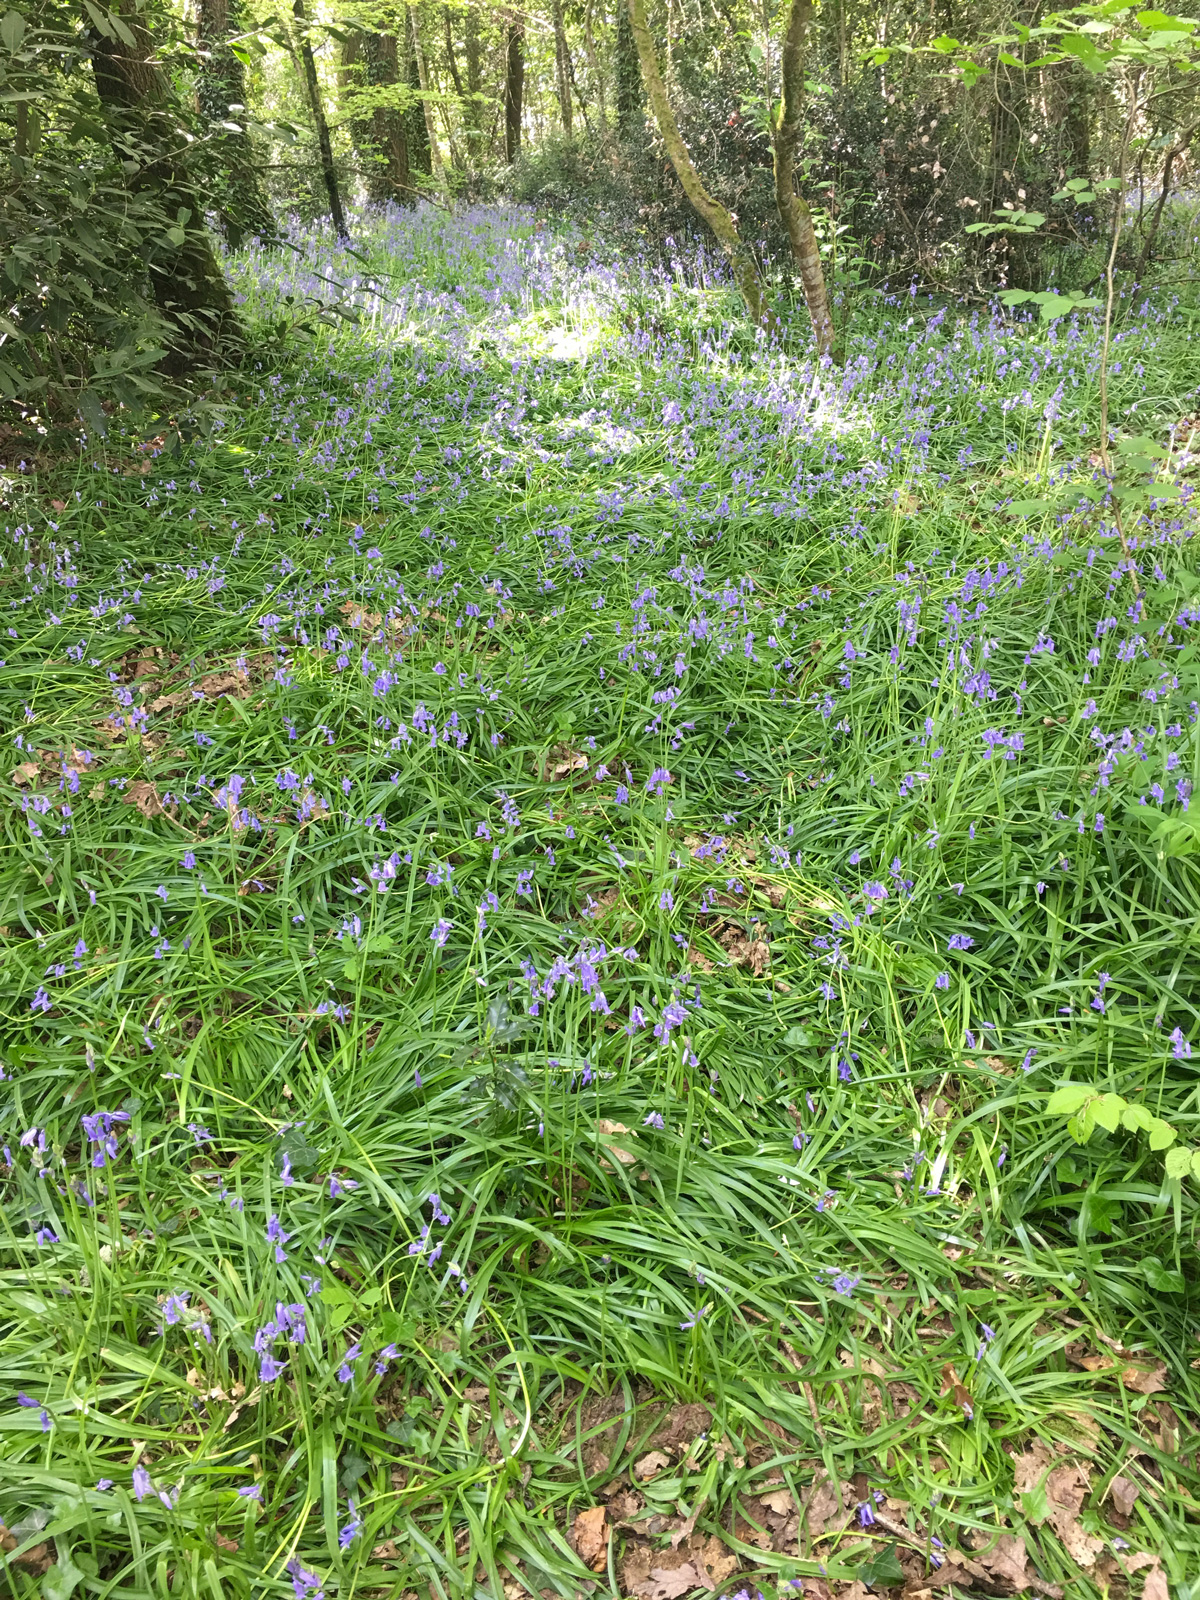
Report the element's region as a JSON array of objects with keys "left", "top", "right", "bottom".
[
  {"left": 772, "top": 0, "right": 835, "bottom": 357},
  {"left": 552, "top": 0, "right": 572, "bottom": 135},
  {"left": 197, "top": 0, "right": 275, "bottom": 247},
  {"left": 409, "top": 5, "right": 445, "bottom": 179},
  {"left": 86, "top": 0, "right": 240, "bottom": 366},
  {"left": 462, "top": 5, "right": 485, "bottom": 161},
  {"left": 1063, "top": 60, "right": 1092, "bottom": 176},
  {"left": 365, "top": 32, "right": 411, "bottom": 204},
  {"left": 406, "top": 17, "right": 432, "bottom": 176},
  {"left": 583, "top": 0, "right": 608, "bottom": 129},
  {"left": 340, "top": 32, "right": 373, "bottom": 187},
  {"left": 614, "top": 0, "right": 641, "bottom": 138},
  {"left": 292, "top": 0, "right": 350, "bottom": 241},
  {"left": 625, "top": 0, "right": 771, "bottom": 327},
  {"left": 505, "top": 12, "right": 524, "bottom": 161},
  {"left": 1133, "top": 120, "right": 1196, "bottom": 282}
]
